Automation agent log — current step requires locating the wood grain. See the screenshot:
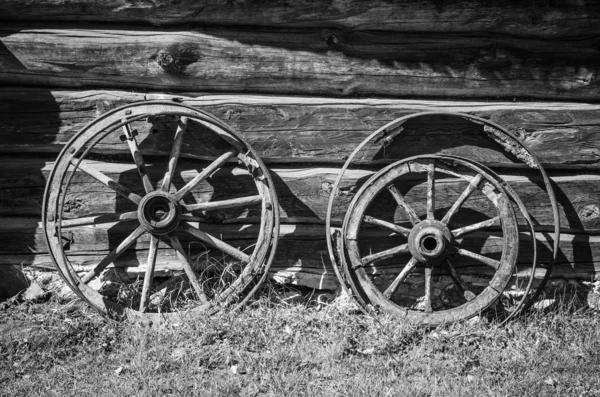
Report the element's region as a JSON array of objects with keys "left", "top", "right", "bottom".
[
  {"left": 1, "top": 25, "right": 599, "bottom": 100},
  {"left": 3, "top": 156, "right": 600, "bottom": 232},
  {"left": 2, "top": 89, "right": 600, "bottom": 167},
  {"left": 1, "top": 218, "right": 597, "bottom": 290},
  {"left": 0, "top": 0, "right": 598, "bottom": 39}
]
